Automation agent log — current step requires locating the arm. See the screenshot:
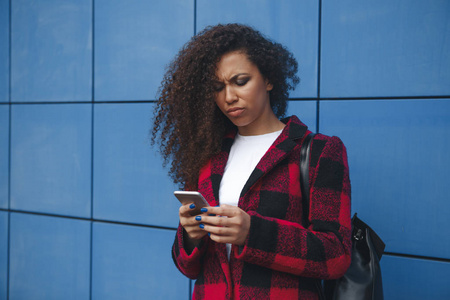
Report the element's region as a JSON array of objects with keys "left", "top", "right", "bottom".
[
  {"left": 171, "top": 204, "right": 210, "bottom": 279},
  {"left": 234, "top": 136, "right": 352, "bottom": 279}
]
